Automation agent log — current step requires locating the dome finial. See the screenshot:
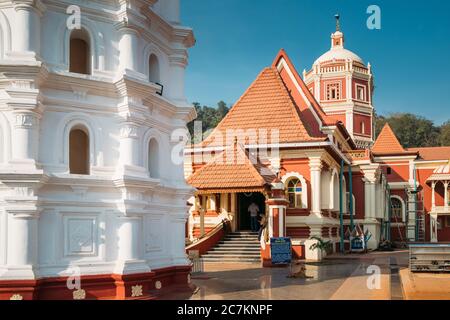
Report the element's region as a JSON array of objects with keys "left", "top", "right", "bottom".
[{"left": 335, "top": 13, "right": 340, "bottom": 32}]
